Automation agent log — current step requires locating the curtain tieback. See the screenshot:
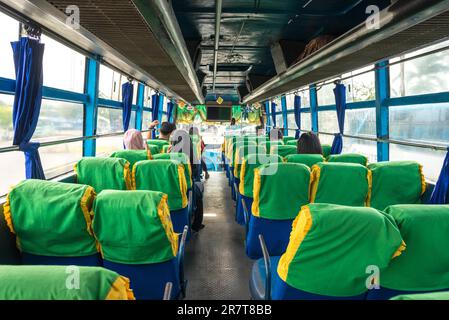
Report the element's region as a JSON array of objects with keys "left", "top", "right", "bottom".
[{"left": 19, "top": 141, "right": 41, "bottom": 153}]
